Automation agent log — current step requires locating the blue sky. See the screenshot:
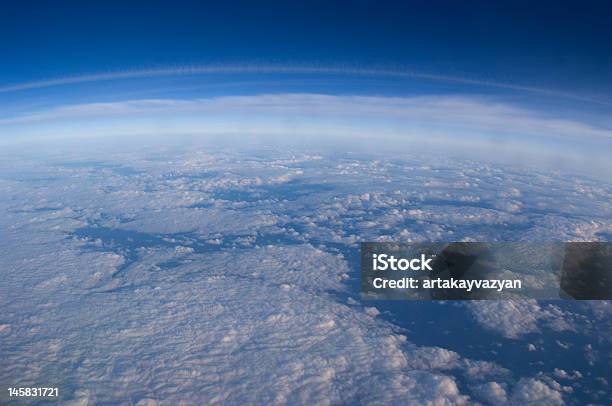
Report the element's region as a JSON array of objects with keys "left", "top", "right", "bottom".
[
  {"left": 0, "top": 1, "right": 610, "bottom": 178},
  {"left": 1, "top": 0, "right": 611, "bottom": 96}
]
